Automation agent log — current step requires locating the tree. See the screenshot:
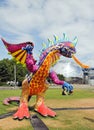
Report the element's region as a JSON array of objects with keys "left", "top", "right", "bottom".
[
  {"left": 0, "top": 59, "right": 28, "bottom": 85},
  {"left": 0, "top": 59, "right": 12, "bottom": 82},
  {"left": 57, "top": 74, "right": 65, "bottom": 80},
  {"left": 16, "top": 63, "right": 28, "bottom": 82}
]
